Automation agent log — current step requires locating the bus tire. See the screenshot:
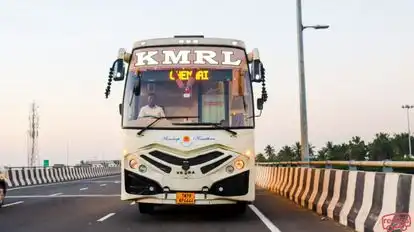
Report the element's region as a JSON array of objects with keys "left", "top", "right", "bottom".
[{"left": 138, "top": 203, "right": 154, "bottom": 214}]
